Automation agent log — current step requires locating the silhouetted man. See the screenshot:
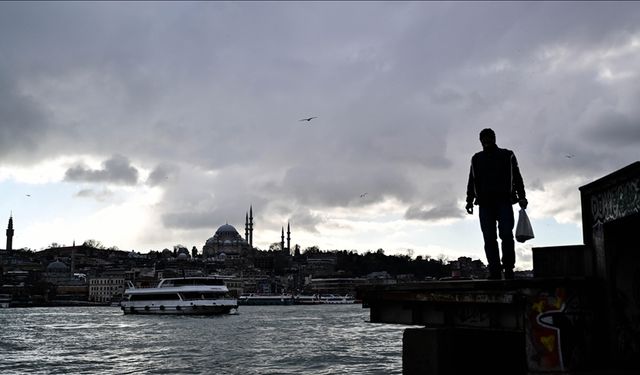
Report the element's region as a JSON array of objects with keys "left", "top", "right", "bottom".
[{"left": 466, "top": 128, "right": 527, "bottom": 279}]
